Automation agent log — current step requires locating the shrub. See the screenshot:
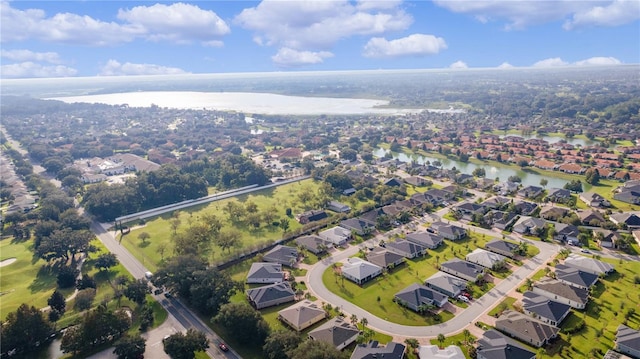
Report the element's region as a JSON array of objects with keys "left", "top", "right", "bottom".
[{"left": 561, "top": 318, "right": 585, "bottom": 334}]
